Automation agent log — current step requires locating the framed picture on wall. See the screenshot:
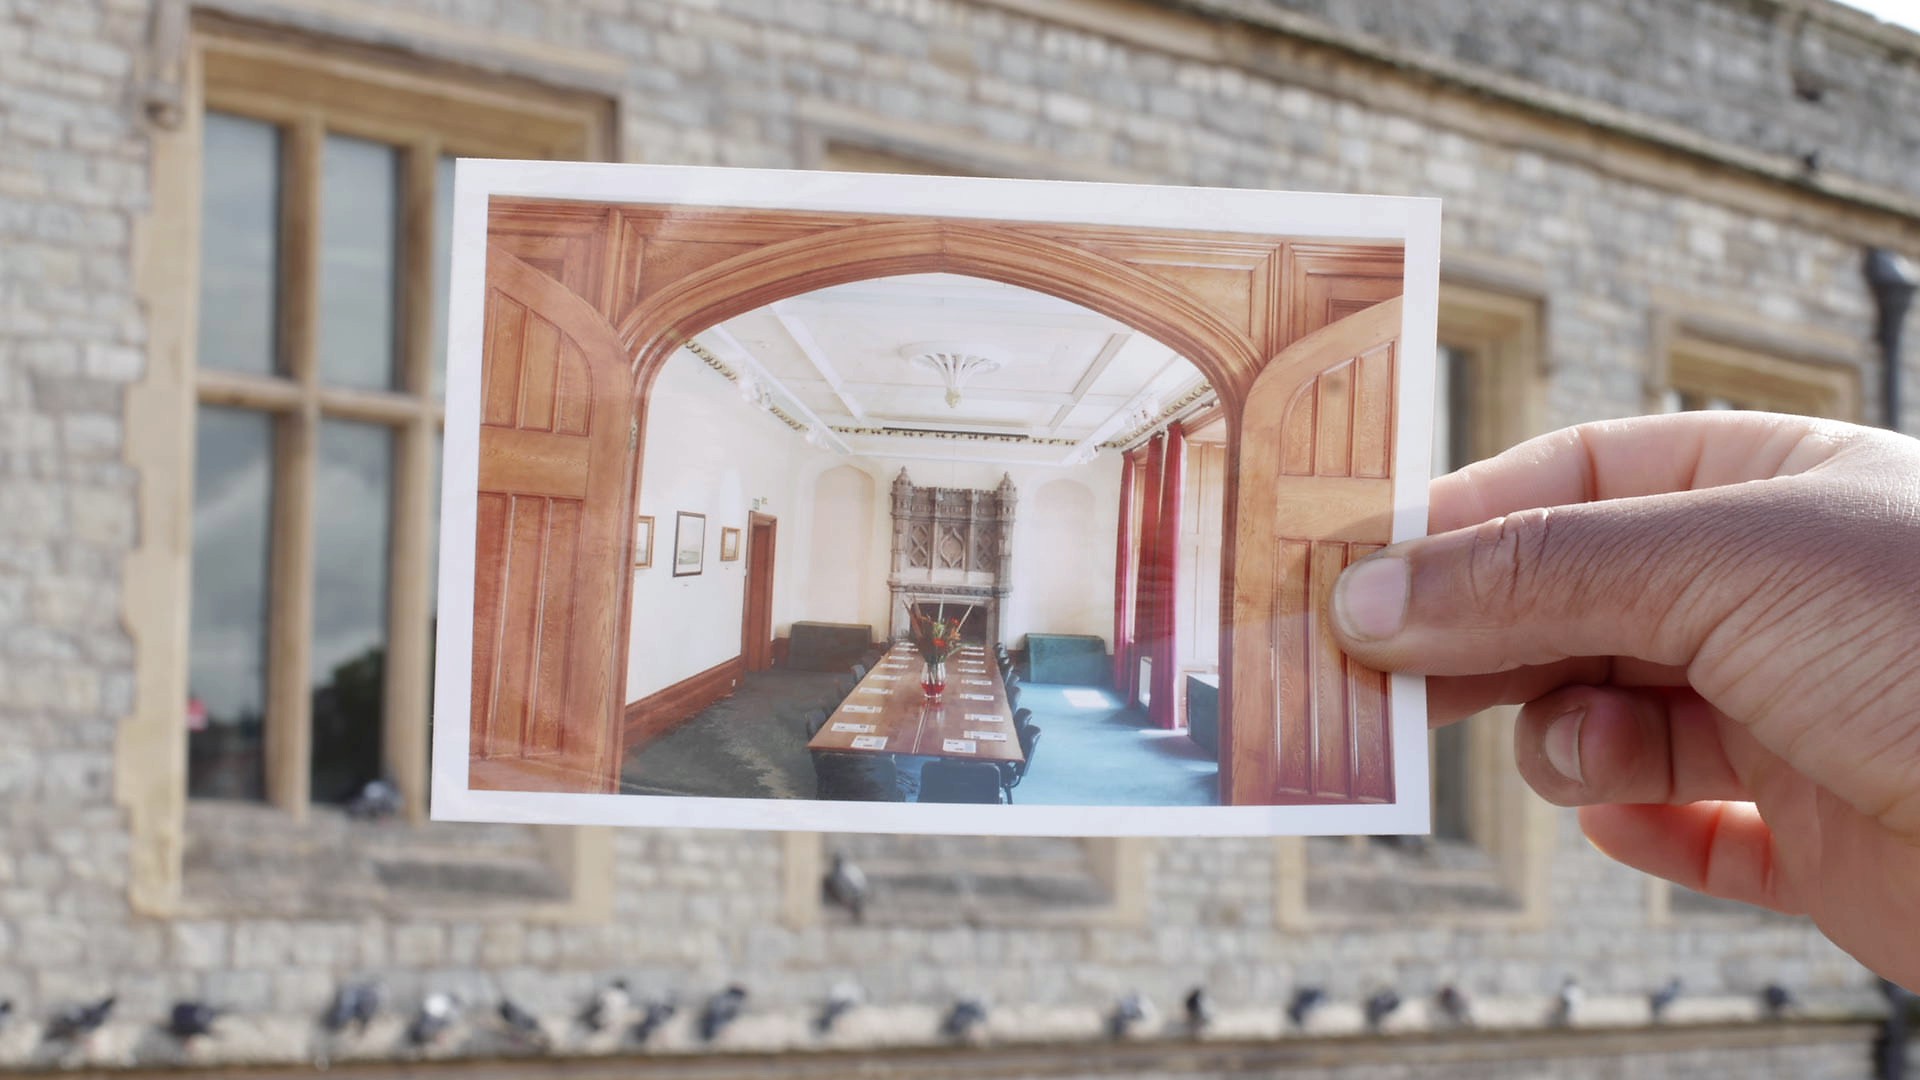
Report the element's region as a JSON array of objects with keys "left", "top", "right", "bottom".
[
  {"left": 673, "top": 511, "right": 705, "bottom": 577},
  {"left": 633, "top": 514, "right": 655, "bottom": 569},
  {"left": 438, "top": 160, "right": 1440, "bottom": 839}
]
